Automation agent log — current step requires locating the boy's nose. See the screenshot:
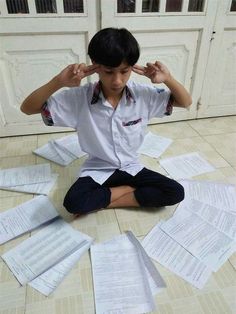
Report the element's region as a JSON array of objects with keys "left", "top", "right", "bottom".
[{"left": 112, "top": 74, "right": 122, "bottom": 85}]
